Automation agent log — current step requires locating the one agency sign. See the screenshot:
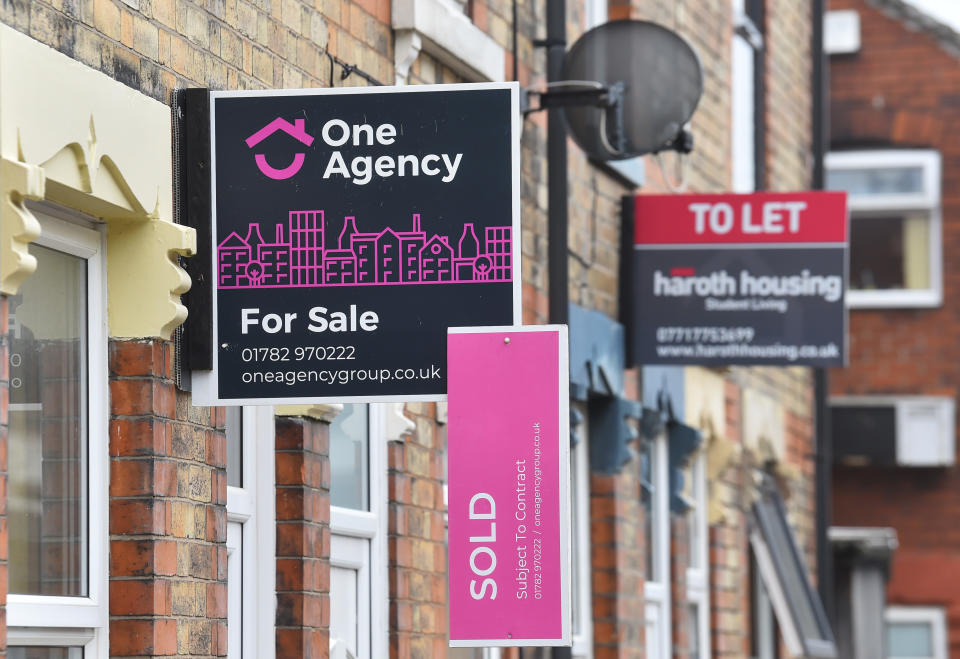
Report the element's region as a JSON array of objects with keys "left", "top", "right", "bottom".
[
  {"left": 190, "top": 84, "right": 521, "bottom": 405},
  {"left": 628, "top": 192, "right": 848, "bottom": 366},
  {"left": 447, "top": 326, "right": 571, "bottom": 647}
]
